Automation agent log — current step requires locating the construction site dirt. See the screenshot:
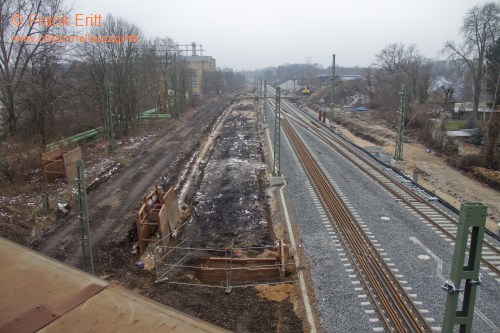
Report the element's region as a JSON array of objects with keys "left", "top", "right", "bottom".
[{"left": 5, "top": 91, "right": 304, "bottom": 332}]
